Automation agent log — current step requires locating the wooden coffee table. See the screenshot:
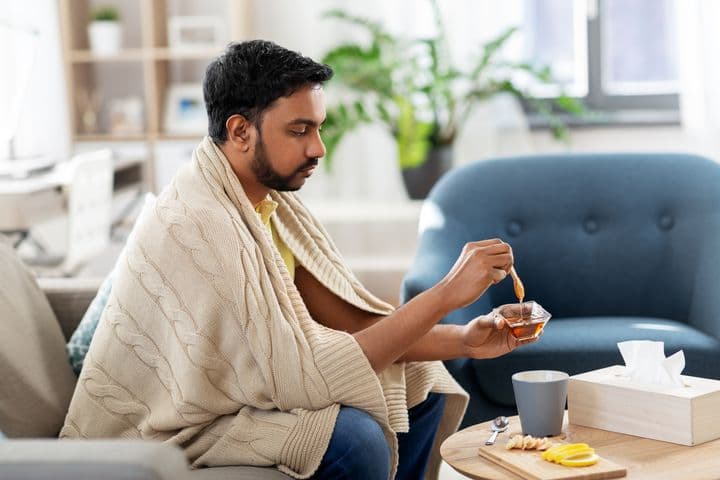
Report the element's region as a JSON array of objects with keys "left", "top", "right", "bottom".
[{"left": 441, "top": 413, "right": 720, "bottom": 479}]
